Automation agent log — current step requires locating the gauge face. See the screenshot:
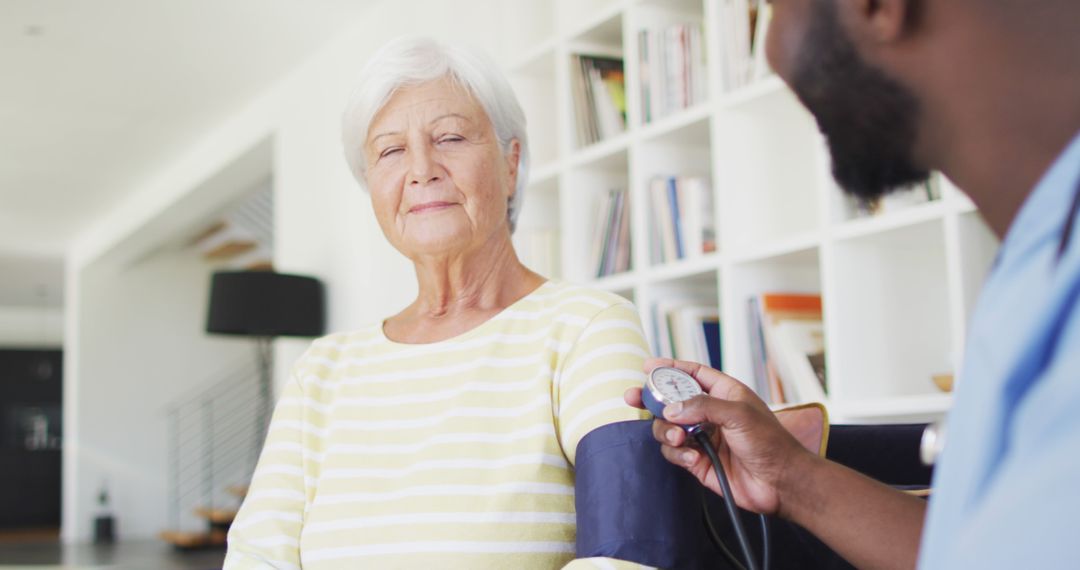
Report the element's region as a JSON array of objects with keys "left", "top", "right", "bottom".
[{"left": 648, "top": 367, "right": 704, "bottom": 405}]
